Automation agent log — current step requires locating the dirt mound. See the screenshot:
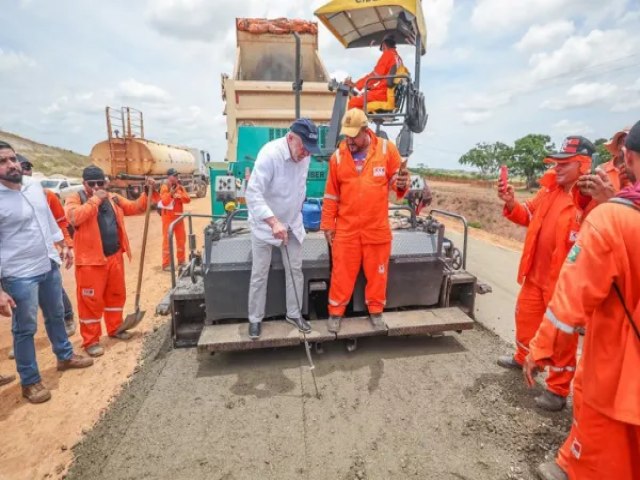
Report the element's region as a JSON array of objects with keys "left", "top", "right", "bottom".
[{"left": 428, "top": 181, "right": 534, "bottom": 243}]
